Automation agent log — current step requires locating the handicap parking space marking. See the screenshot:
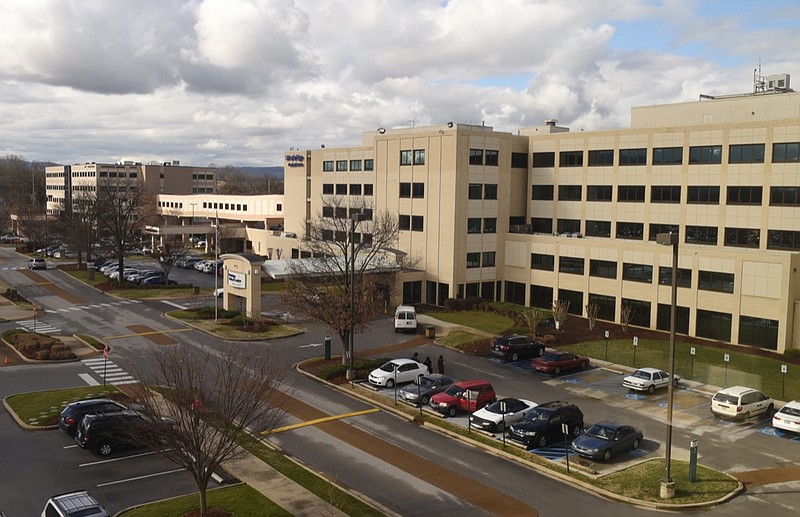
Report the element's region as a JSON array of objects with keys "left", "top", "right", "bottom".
[
  {"left": 758, "top": 426, "right": 785, "bottom": 438},
  {"left": 791, "top": 435, "right": 800, "bottom": 442},
  {"left": 625, "top": 393, "right": 647, "bottom": 400},
  {"left": 564, "top": 378, "right": 582, "bottom": 384}
]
